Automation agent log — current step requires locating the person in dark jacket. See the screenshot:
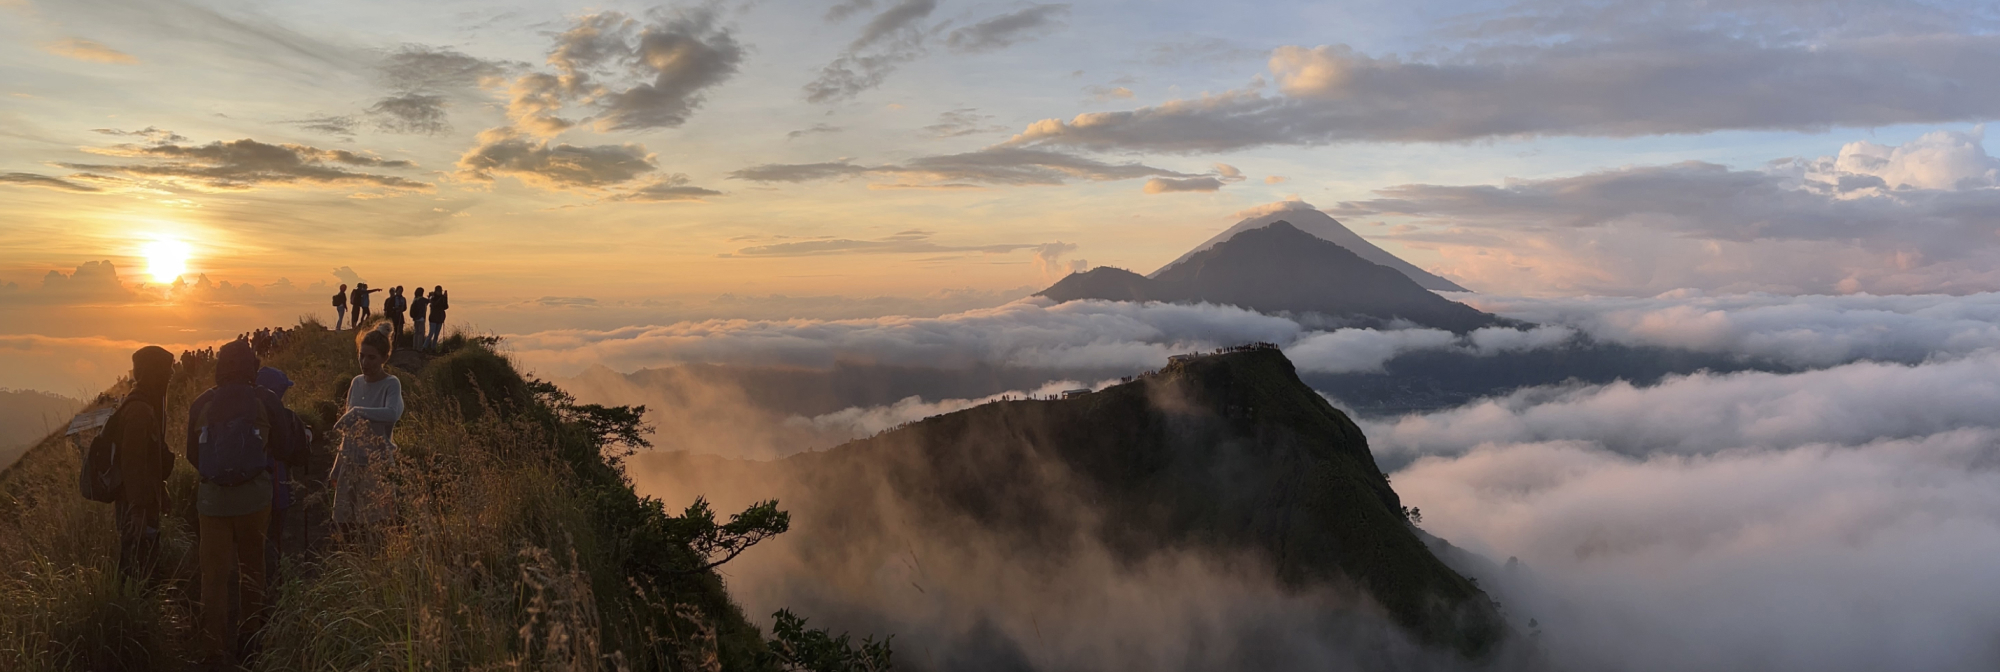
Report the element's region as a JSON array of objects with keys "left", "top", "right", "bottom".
[
  {"left": 255, "top": 366, "right": 310, "bottom": 588},
  {"left": 384, "top": 286, "right": 408, "bottom": 347},
  {"left": 114, "top": 346, "right": 177, "bottom": 580},
  {"left": 409, "top": 287, "right": 430, "bottom": 351},
  {"left": 185, "top": 340, "right": 304, "bottom": 664},
  {"left": 424, "top": 285, "right": 447, "bottom": 351}
]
